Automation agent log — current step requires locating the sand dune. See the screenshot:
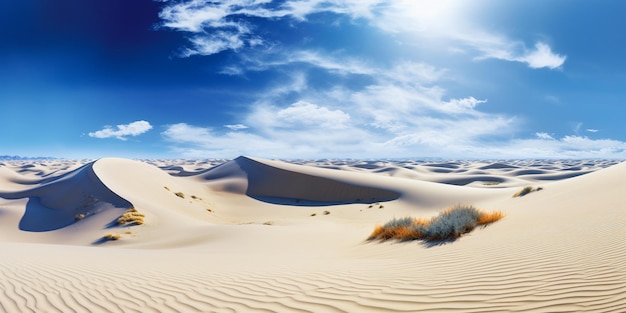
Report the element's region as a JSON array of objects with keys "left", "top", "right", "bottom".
[{"left": 0, "top": 157, "right": 624, "bottom": 312}]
